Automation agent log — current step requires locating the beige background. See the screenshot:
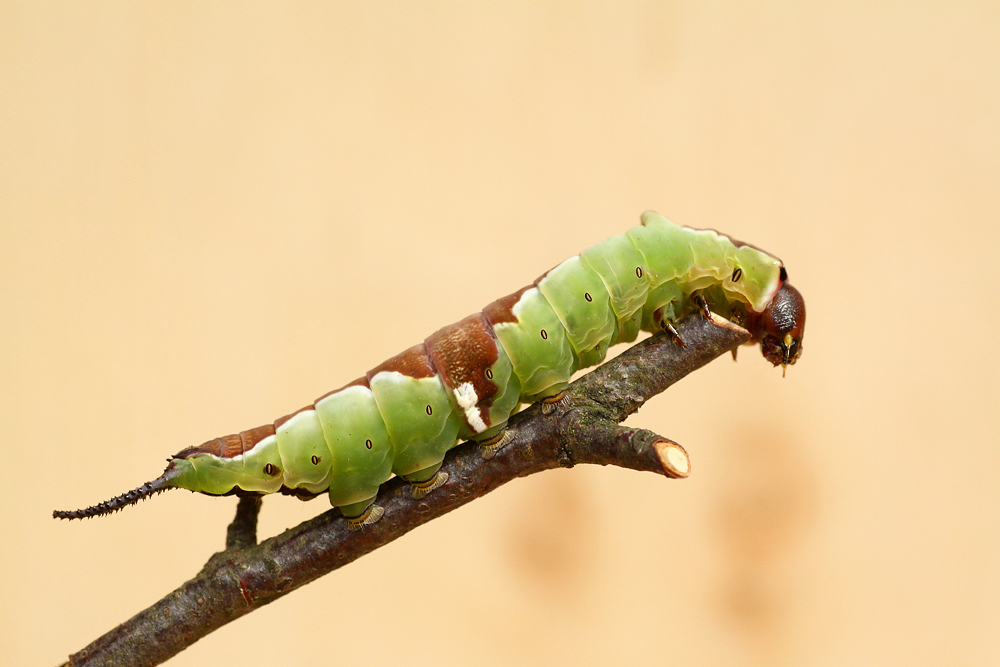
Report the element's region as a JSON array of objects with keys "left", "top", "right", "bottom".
[{"left": 2, "top": 3, "right": 998, "bottom": 666}]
